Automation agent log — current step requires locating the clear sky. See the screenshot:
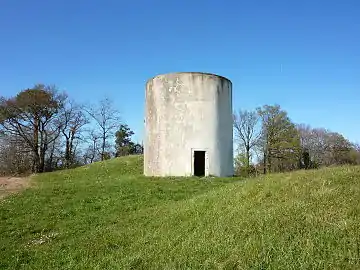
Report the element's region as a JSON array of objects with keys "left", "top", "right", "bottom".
[{"left": 1, "top": 0, "right": 359, "bottom": 144}]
